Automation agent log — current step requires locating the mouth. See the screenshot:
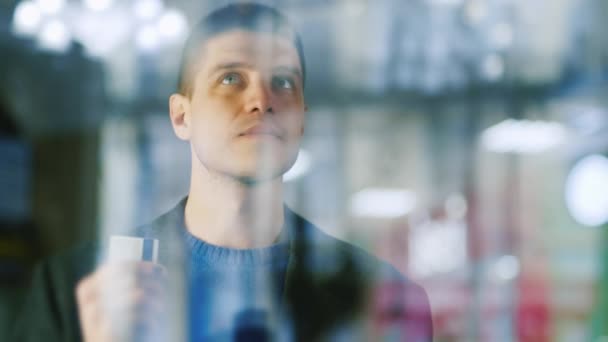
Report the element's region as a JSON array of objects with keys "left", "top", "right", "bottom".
[{"left": 239, "top": 124, "right": 282, "bottom": 139}]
